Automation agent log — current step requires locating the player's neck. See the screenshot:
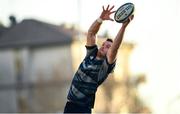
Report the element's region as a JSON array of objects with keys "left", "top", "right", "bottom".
[{"left": 96, "top": 50, "right": 105, "bottom": 60}]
